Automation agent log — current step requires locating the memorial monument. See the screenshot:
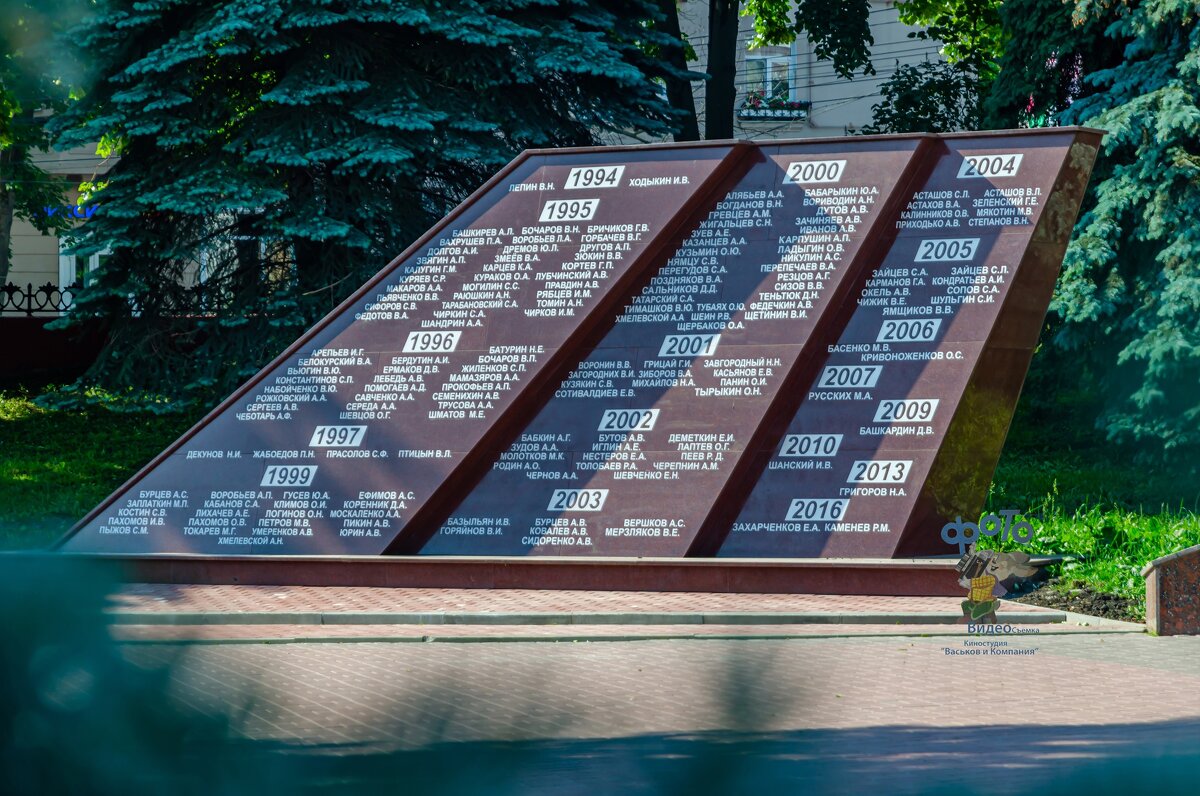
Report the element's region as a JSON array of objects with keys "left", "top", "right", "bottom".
[{"left": 58, "top": 130, "right": 1100, "bottom": 564}]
